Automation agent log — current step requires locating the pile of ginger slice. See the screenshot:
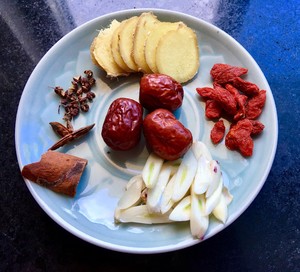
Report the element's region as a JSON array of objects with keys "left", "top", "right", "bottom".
[{"left": 90, "top": 12, "right": 200, "bottom": 83}]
